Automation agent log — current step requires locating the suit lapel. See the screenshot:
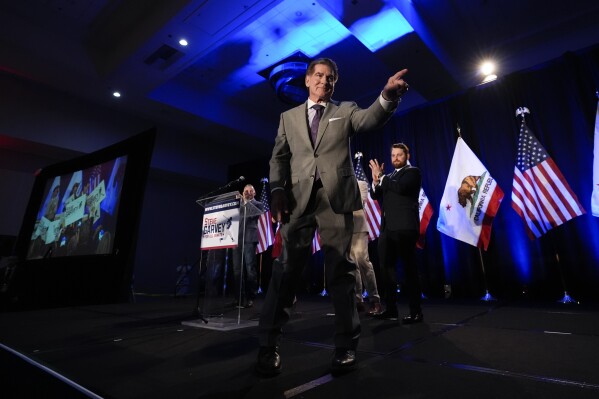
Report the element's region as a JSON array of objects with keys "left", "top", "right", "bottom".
[{"left": 293, "top": 103, "right": 313, "bottom": 150}]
